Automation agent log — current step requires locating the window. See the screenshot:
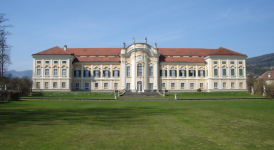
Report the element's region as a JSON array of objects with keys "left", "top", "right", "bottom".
[
  {"left": 62, "top": 82, "right": 66, "bottom": 88},
  {"left": 239, "top": 61, "right": 243, "bottom": 64},
  {"left": 180, "top": 70, "right": 186, "bottom": 77},
  {"left": 53, "top": 82, "right": 57, "bottom": 88},
  {"left": 62, "top": 61, "right": 66, "bottom": 64},
  {"left": 223, "top": 82, "right": 226, "bottom": 88},
  {"left": 214, "top": 69, "right": 218, "bottom": 76},
  {"left": 171, "top": 83, "right": 175, "bottom": 88},
  {"left": 239, "top": 82, "right": 243, "bottom": 88},
  {"left": 171, "top": 70, "right": 176, "bottom": 77},
  {"left": 37, "top": 61, "right": 41, "bottom": 64},
  {"left": 45, "top": 69, "right": 49, "bottom": 76},
  {"left": 190, "top": 83, "right": 194, "bottom": 88},
  {"left": 161, "top": 70, "right": 166, "bottom": 77},
  {"left": 75, "top": 83, "right": 79, "bottom": 89},
  {"left": 222, "top": 69, "right": 226, "bottom": 76},
  {"left": 54, "top": 61, "right": 58, "bottom": 64},
  {"left": 85, "top": 83, "right": 89, "bottom": 89},
  {"left": 231, "top": 69, "right": 235, "bottom": 76},
  {"left": 37, "top": 69, "right": 41, "bottom": 76},
  {"left": 239, "top": 69, "right": 243, "bottom": 76},
  {"left": 45, "top": 82, "right": 48, "bottom": 89},
  {"left": 213, "top": 61, "right": 217, "bottom": 64},
  {"left": 137, "top": 65, "right": 142, "bottom": 76},
  {"left": 198, "top": 70, "right": 204, "bottom": 77},
  {"left": 36, "top": 82, "right": 40, "bottom": 89},
  {"left": 54, "top": 69, "right": 57, "bottom": 76},
  {"left": 114, "top": 83, "right": 118, "bottom": 89},
  {"left": 200, "top": 83, "right": 203, "bottom": 88},
  {"left": 126, "top": 66, "right": 130, "bottom": 77},
  {"left": 85, "top": 70, "right": 90, "bottom": 77},
  {"left": 230, "top": 61, "right": 234, "bottom": 64},
  {"left": 181, "top": 83, "right": 184, "bottom": 88},
  {"left": 94, "top": 70, "right": 100, "bottom": 77},
  {"left": 189, "top": 70, "right": 195, "bottom": 77},
  {"left": 75, "top": 70, "right": 80, "bottom": 77},
  {"left": 62, "top": 69, "right": 66, "bottom": 76},
  {"left": 126, "top": 83, "right": 130, "bottom": 90},
  {"left": 222, "top": 61, "right": 226, "bottom": 64},
  {"left": 149, "top": 66, "right": 153, "bottom": 77},
  {"left": 104, "top": 70, "right": 109, "bottom": 78},
  {"left": 231, "top": 82, "right": 235, "bottom": 88},
  {"left": 114, "top": 70, "right": 119, "bottom": 77},
  {"left": 104, "top": 83, "right": 108, "bottom": 88},
  {"left": 45, "top": 61, "right": 50, "bottom": 64},
  {"left": 214, "top": 82, "right": 218, "bottom": 88},
  {"left": 95, "top": 83, "right": 99, "bottom": 88},
  {"left": 162, "top": 83, "right": 165, "bottom": 88},
  {"left": 149, "top": 83, "right": 153, "bottom": 90}
]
